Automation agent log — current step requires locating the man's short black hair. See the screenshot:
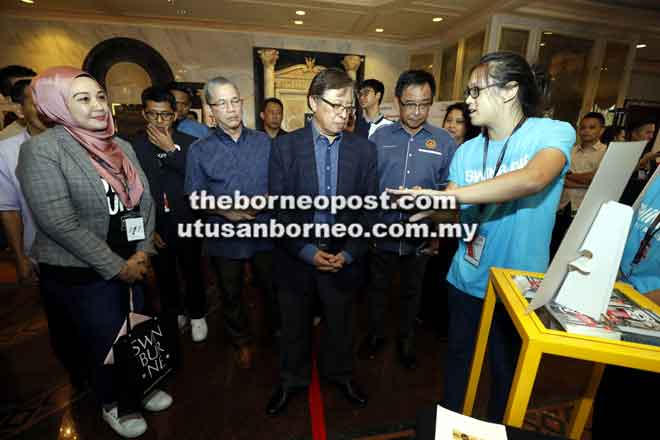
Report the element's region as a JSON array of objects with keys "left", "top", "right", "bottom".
[
  {"left": 10, "top": 79, "right": 32, "bottom": 105},
  {"left": 0, "top": 65, "right": 36, "bottom": 97},
  {"left": 581, "top": 112, "right": 605, "bottom": 126},
  {"left": 168, "top": 82, "right": 195, "bottom": 101},
  {"left": 395, "top": 70, "right": 436, "bottom": 99},
  {"left": 359, "top": 79, "right": 385, "bottom": 104},
  {"left": 141, "top": 86, "right": 176, "bottom": 110},
  {"left": 262, "top": 97, "right": 283, "bottom": 112}
]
